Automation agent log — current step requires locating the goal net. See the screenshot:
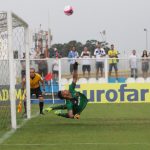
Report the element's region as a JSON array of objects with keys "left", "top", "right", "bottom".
[{"left": 0, "top": 11, "right": 29, "bottom": 130}]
